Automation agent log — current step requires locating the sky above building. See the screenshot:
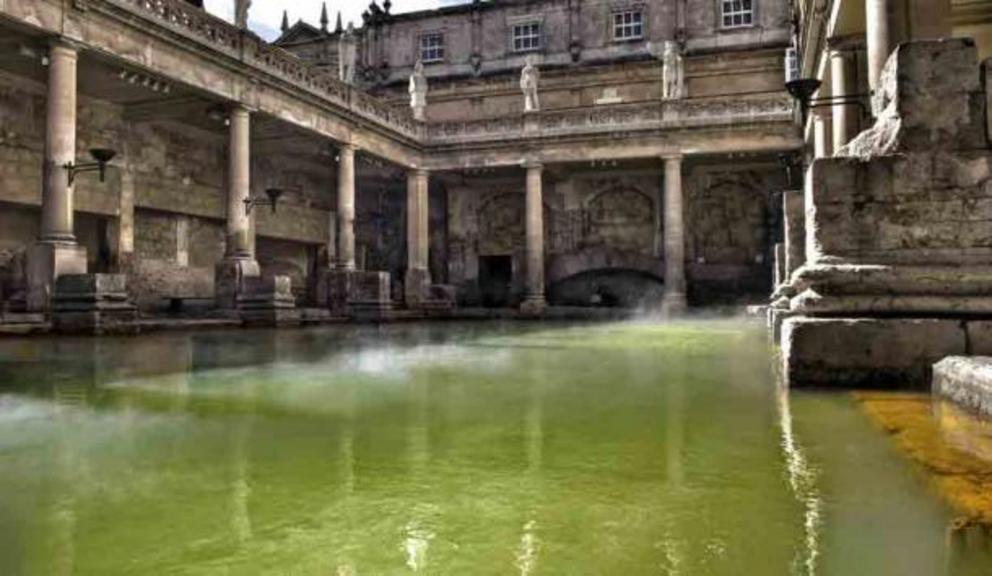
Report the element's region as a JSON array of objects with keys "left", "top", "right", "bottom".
[{"left": 203, "top": 0, "right": 467, "bottom": 41}]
